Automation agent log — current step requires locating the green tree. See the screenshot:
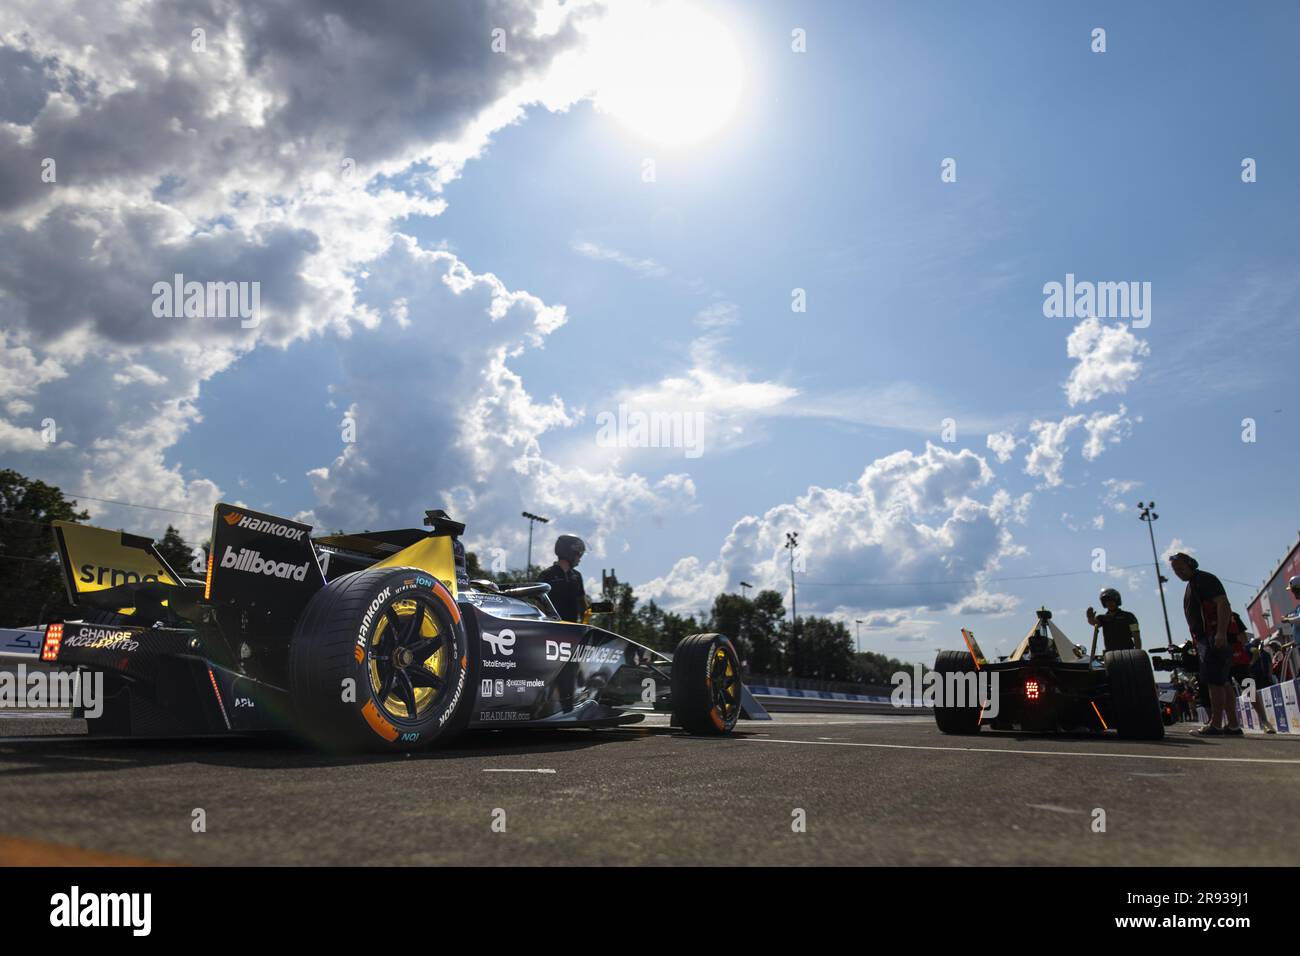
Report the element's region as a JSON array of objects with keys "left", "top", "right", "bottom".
[
  {"left": 0, "top": 470, "right": 89, "bottom": 627},
  {"left": 464, "top": 550, "right": 485, "bottom": 581},
  {"left": 708, "top": 589, "right": 787, "bottom": 673},
  {"left": 797, "top": 616, "right": 856, "bottom": 680},
  {"left": 154, "top": 524, "right": 197, "bottom": 575},
  {"left": 851, "top": 649, "right": 919, "bottom": 686}
]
